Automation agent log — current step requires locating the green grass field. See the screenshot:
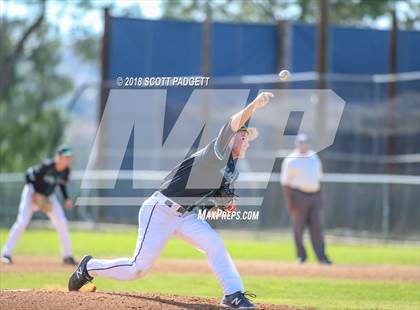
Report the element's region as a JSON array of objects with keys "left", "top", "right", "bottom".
[{"left": 1, "top": 229, "right": 419, "bottom": 309}]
